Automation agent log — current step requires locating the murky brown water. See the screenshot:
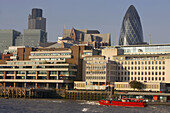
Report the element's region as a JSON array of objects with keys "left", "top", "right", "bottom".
[{"left": 0, "top": 98, "right": 170, "bottom": 113}]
